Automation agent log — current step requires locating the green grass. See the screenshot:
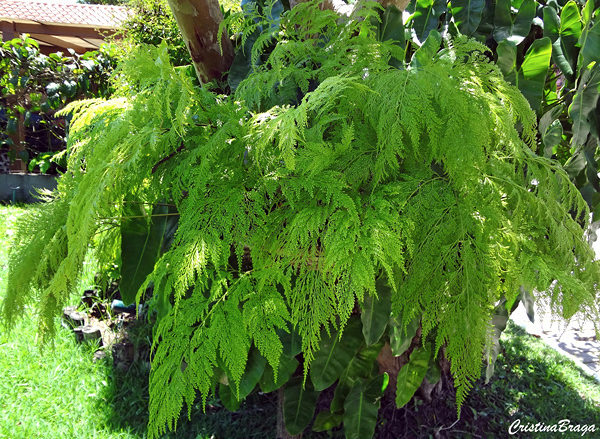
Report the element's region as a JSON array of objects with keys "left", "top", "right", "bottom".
[
  {"left": 469, "top": 322, "right": 600, "bottom": 434},
  {"left": 0, "top": 204, "right": 275, "bottom": 439},
  {"left": 1, "top": 203, "right": 599, "bottom": 438}
]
